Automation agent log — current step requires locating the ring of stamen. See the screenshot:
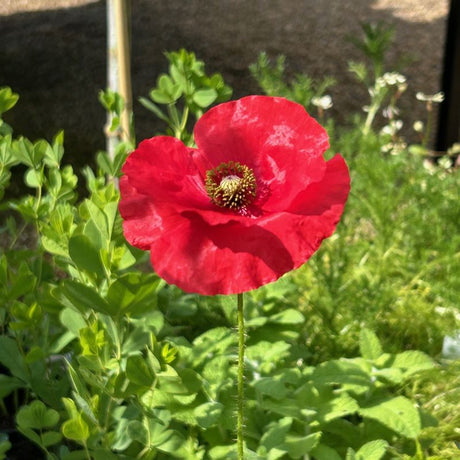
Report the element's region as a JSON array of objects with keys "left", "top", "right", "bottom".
[{"left": 205, "top": 161, "right": 257, "bottom": 210}]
